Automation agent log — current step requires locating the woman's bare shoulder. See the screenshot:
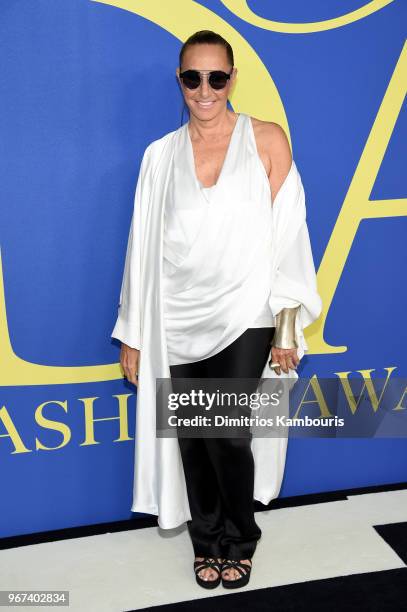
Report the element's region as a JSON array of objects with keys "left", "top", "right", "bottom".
[
  {"left": 251, "top": 117, "right": 292, "bottom": 166},
  {"left": 249, "top": 117, "right": 291, "bottom": 158},
  {"left": 248, "top": 116, "right": 293, "bottom": 200}
]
